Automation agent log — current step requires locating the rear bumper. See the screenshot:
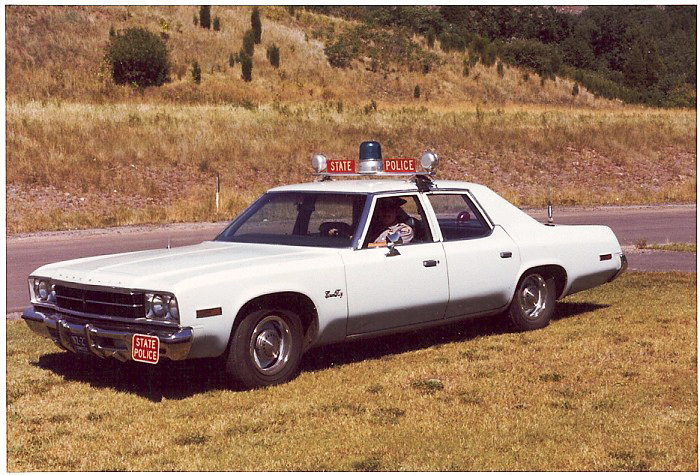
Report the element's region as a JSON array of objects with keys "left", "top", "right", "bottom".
[{"left": 22, "top": 308, "right": 193, "bottom": 362}]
